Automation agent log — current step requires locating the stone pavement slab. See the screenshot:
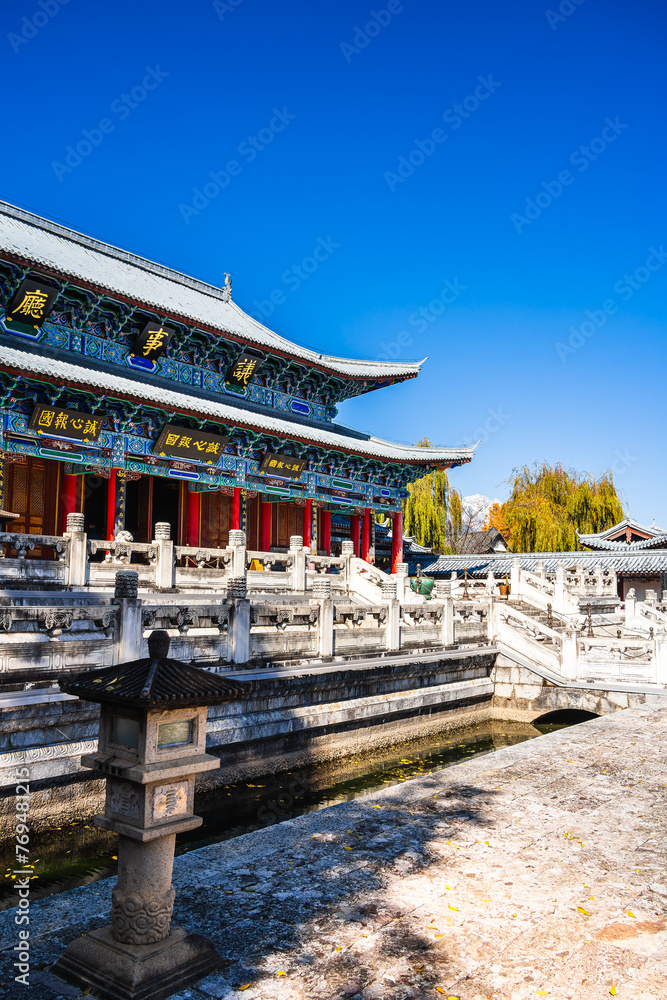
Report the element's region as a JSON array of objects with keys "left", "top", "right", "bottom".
[{"left": 1, "top": 704, "right": 666, "bottom": 999}]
